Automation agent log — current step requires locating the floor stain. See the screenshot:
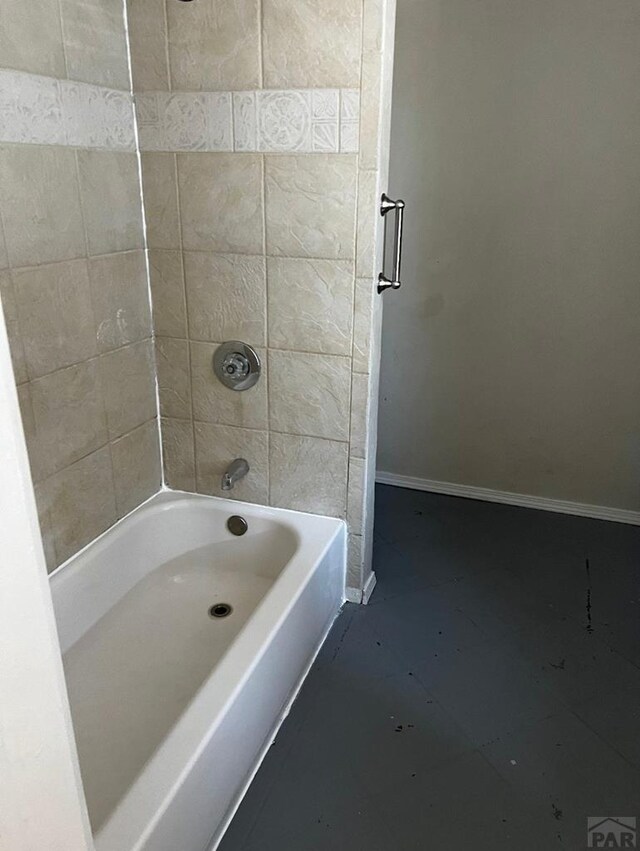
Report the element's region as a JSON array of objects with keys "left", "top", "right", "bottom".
[{"left": 585, "top": 558, "right": 594, "bottom": 633}]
